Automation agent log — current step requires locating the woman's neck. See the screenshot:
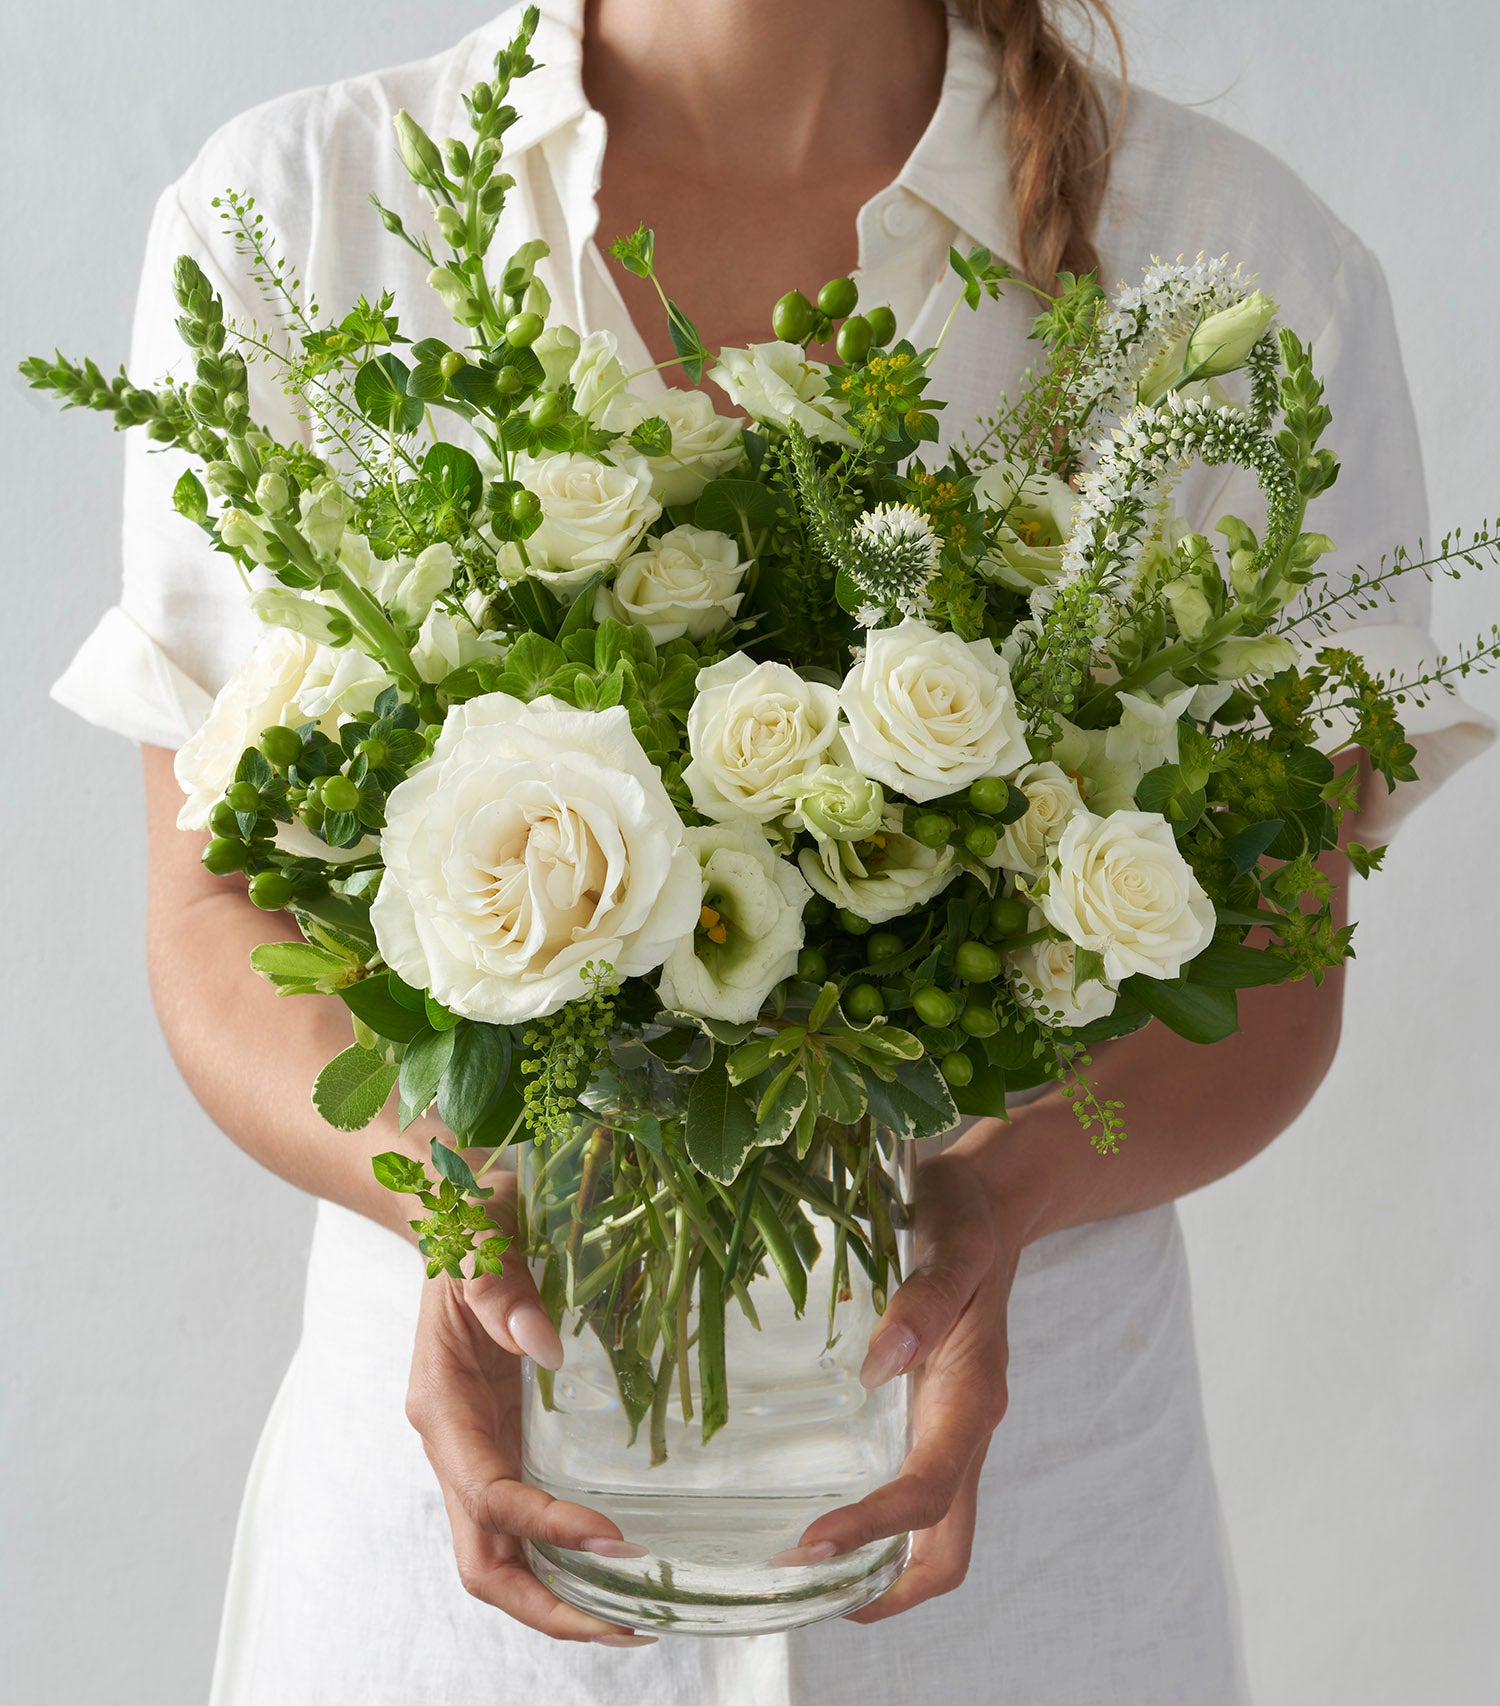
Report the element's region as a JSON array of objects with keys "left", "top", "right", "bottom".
[{"left": 582, "top": 0, "right": 948, "bottom": 182}]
